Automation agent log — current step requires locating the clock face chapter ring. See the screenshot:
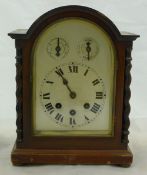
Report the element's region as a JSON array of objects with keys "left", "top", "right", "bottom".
[{"left": 39, "top": 62, "right": 106, "bottom": 128}]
